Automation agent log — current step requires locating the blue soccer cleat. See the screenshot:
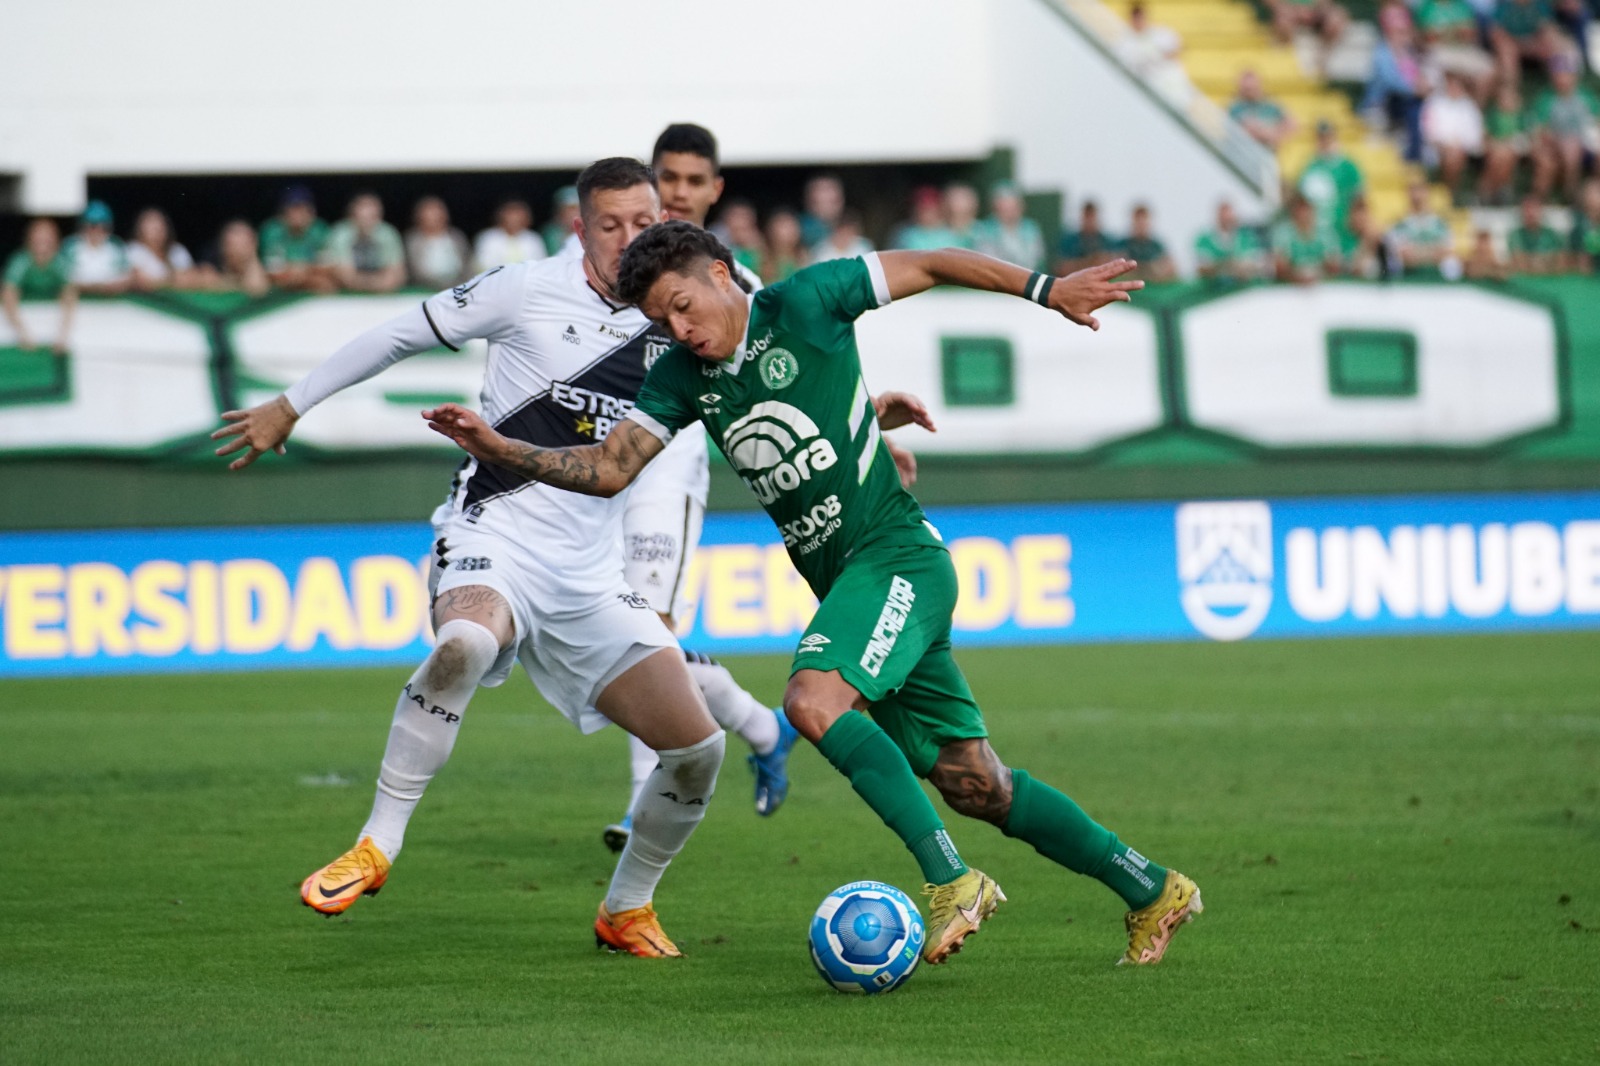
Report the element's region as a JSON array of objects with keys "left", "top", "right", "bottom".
[
  {"left": 602, "top": 812, "right": 632, "bottom": 853},
  {"left": 748, "top": 708, "right": 799, "bottom": 816}
]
